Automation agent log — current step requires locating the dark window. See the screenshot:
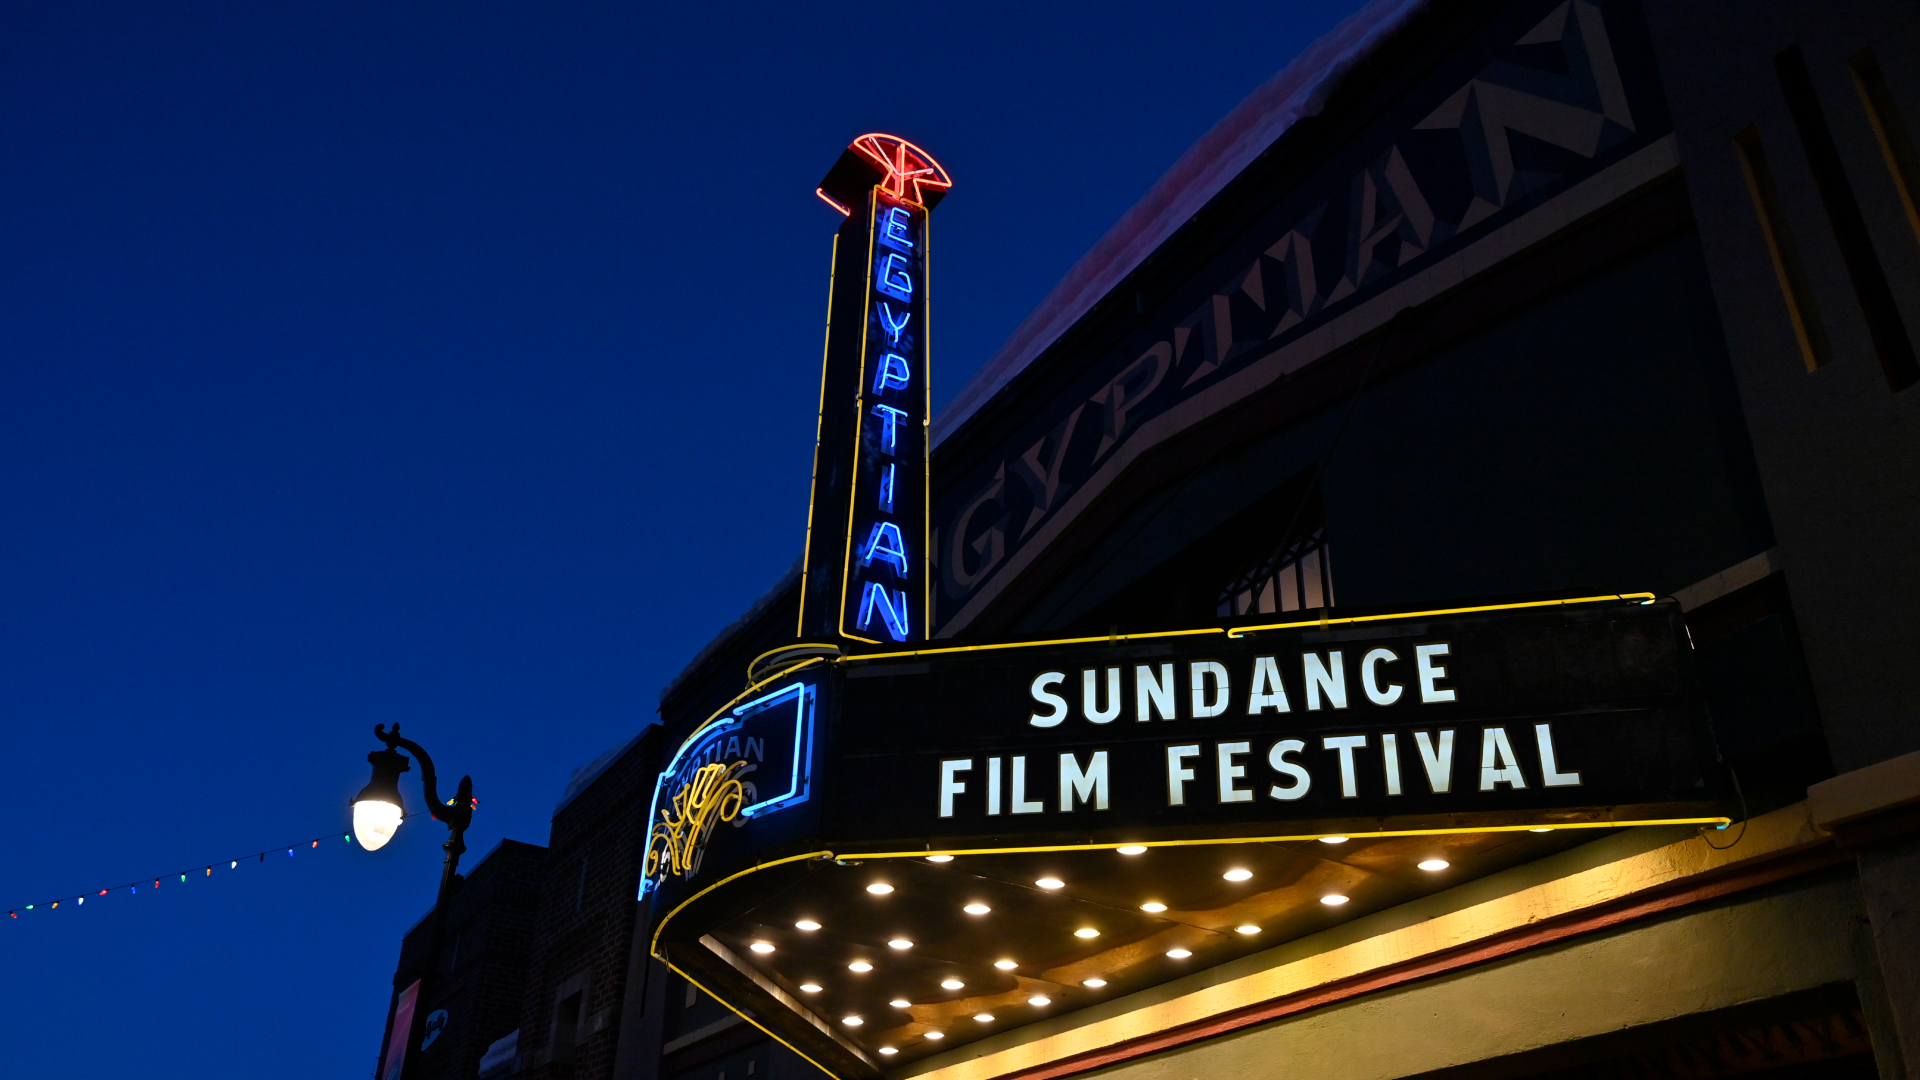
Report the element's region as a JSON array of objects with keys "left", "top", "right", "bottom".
[
  {"left": 1775, "top": 43, "right": 1918, "bottom": 390},
  {"left": 1735, "top": 126, "right": 1830, "bottom": 371},
  {"left": 553, "top": 991, "right": 583, "bottom": 1063}
]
